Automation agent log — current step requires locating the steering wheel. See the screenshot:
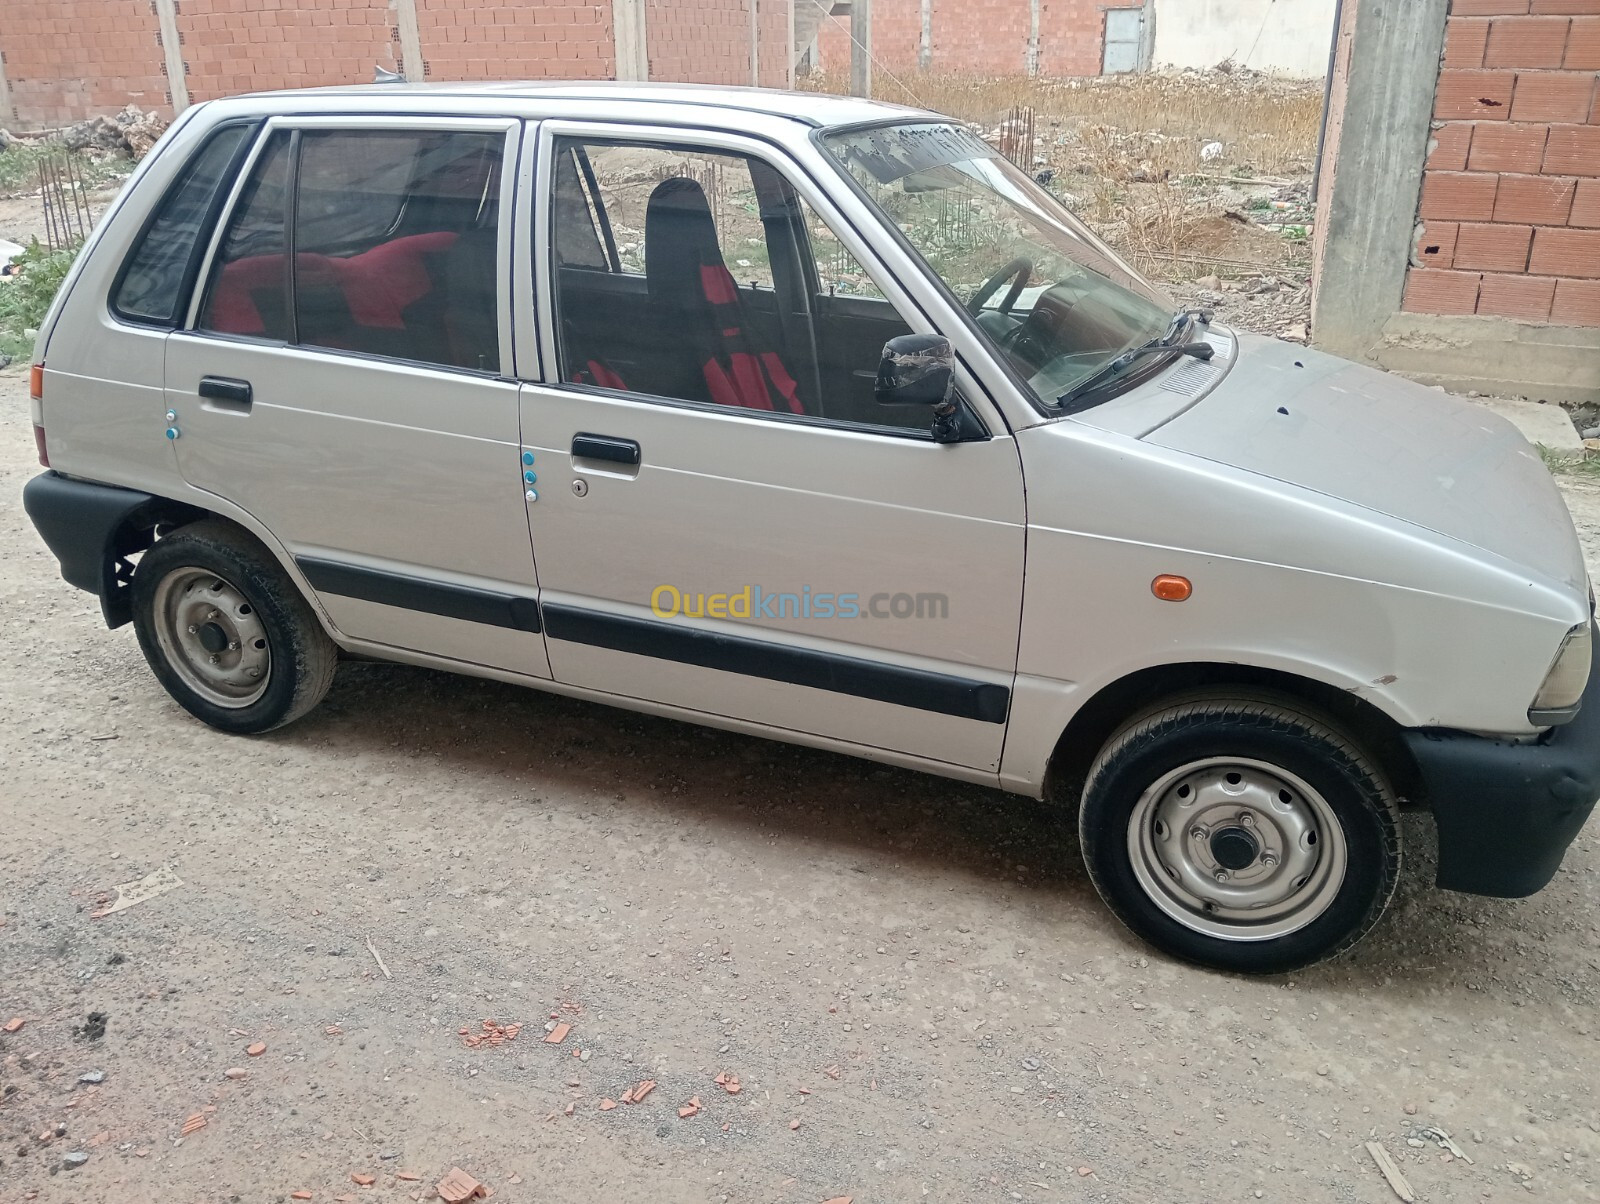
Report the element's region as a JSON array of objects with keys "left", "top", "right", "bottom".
[{"left": 968, "top": 257, "right": 1033, "bottom": 316}]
